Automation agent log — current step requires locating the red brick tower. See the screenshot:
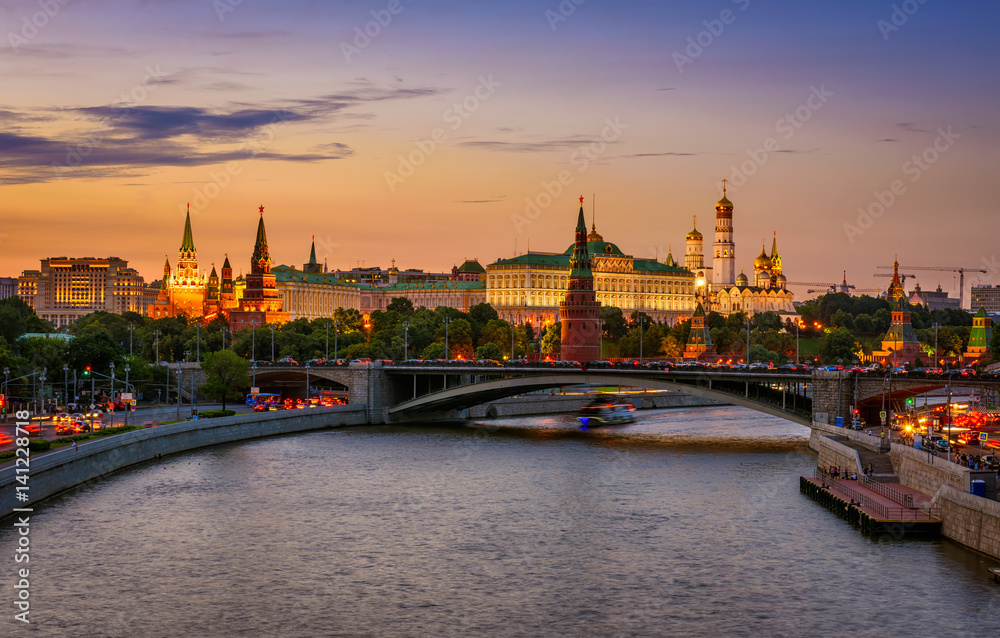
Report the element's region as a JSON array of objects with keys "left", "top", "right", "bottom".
[{"left": 560, "top": 197, "right": 601, "bottom": 362}]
